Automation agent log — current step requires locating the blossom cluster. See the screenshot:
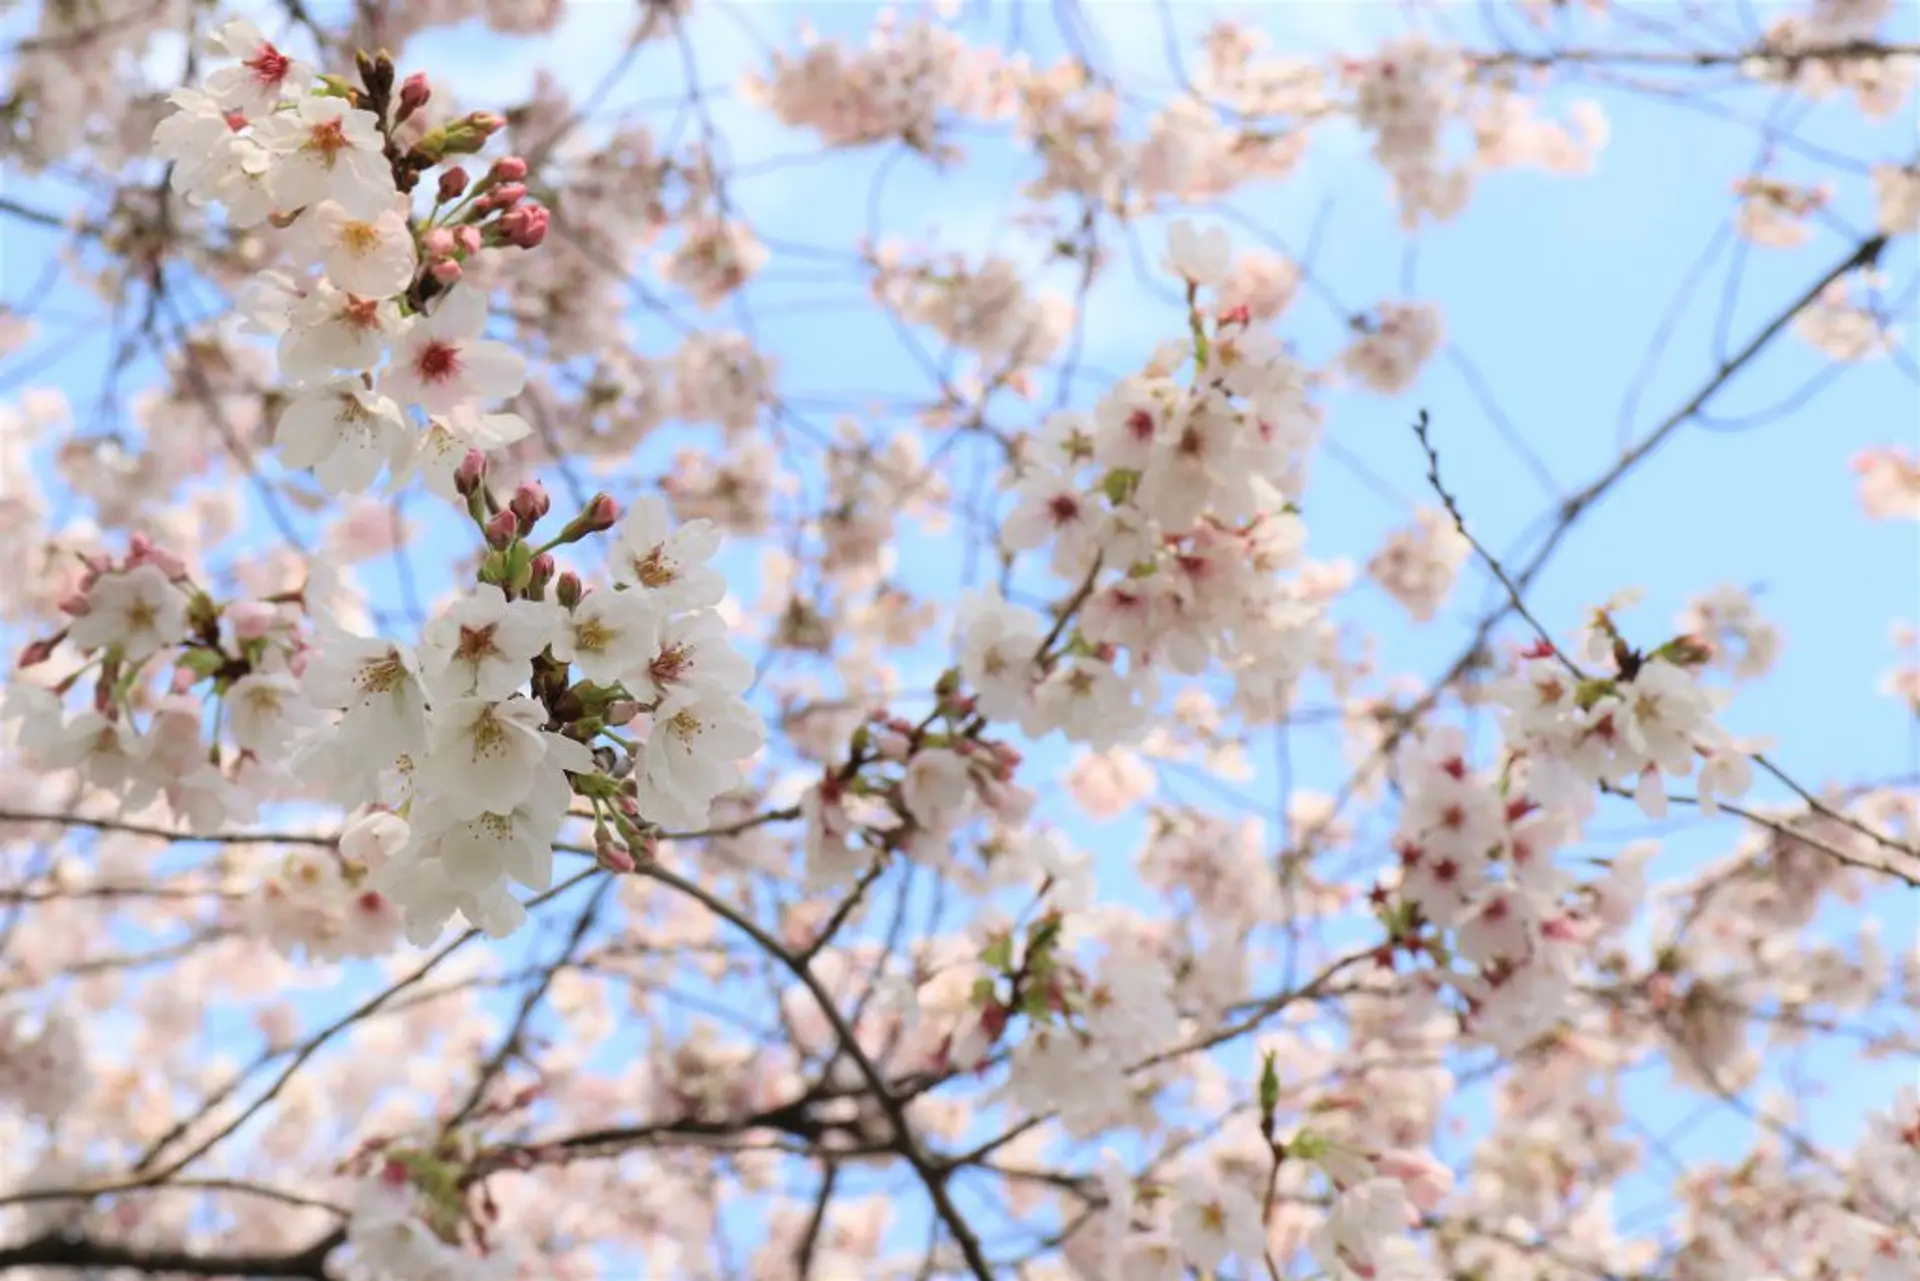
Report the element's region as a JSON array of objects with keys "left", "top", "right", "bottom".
[
  {"left": 300, "top": 491, "right": 762, "bottom": 944},
  {"left": 0, "top": 2, "right": 1913, "bottom": 1280}
]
